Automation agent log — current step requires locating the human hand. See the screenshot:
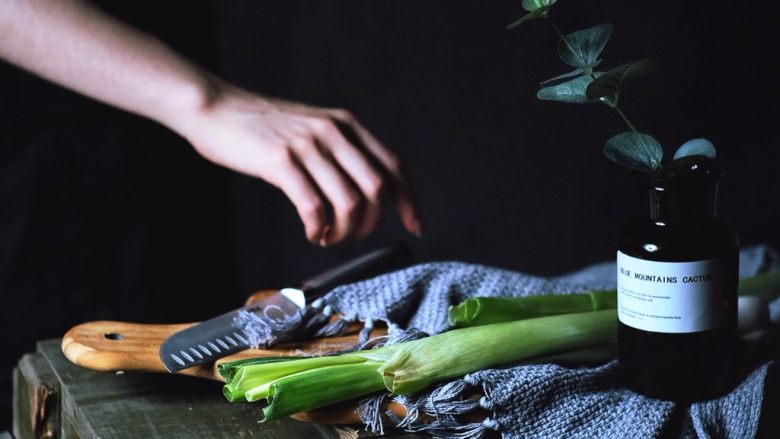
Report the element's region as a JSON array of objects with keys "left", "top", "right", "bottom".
[
  {"left": 174, "top": 83, "right": 422, "bottom": 246},
  {"left": 0, "top": 0, "right": 420, "bottom": 246}
]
